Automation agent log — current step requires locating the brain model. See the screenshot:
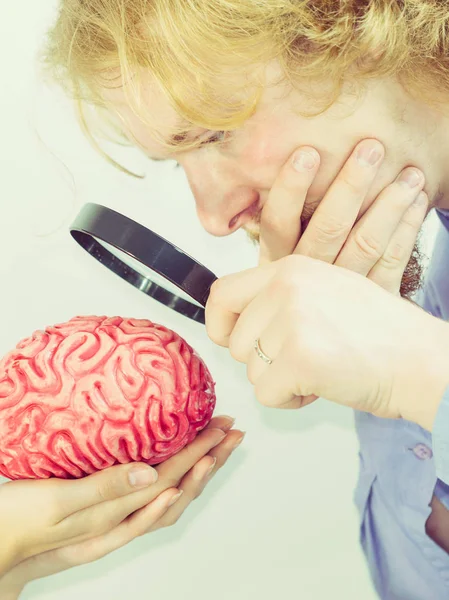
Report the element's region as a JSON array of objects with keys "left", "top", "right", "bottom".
[{"left": 0, "top": 316, "right": 216, "bottom": 479}]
